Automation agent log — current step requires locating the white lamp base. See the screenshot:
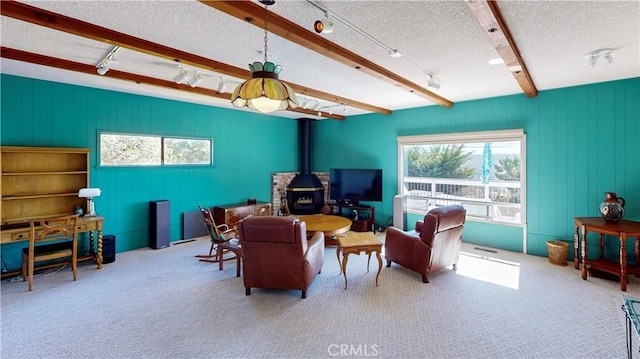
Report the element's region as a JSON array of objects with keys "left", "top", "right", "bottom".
[{"left": 84, "top": 198, "right": 98, "bottom": 217}]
